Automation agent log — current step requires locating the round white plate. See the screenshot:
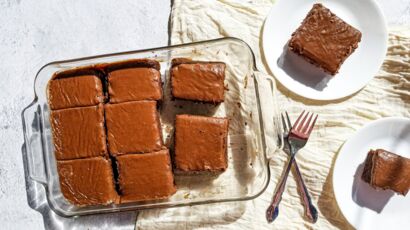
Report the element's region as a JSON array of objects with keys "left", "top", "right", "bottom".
[
  {"left": 262, "top": 0, "right": 388, "bottom": 100},
  {"left": 333, "top": 117, "right": 410, "bottom": 230}
]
